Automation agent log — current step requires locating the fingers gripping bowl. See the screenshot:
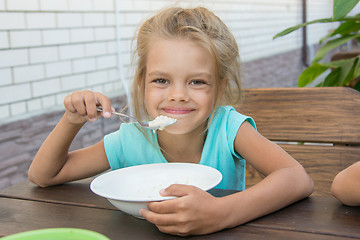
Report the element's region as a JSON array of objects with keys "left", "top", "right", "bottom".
[{"left": 90, "top": 163, "right": 222, "bottom": 218}]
